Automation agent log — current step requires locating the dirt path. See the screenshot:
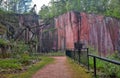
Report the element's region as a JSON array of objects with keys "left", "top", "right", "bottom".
[{"left": 32, "top": 56, "right": 72, "bottom": 78}]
